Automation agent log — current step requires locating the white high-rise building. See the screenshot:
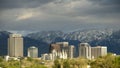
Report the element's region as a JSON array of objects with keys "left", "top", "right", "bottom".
[
  {"left": 68, "top": 45, "right": 75, "bottom": 58},
  {"left": 8, "top": 34, "right": 23, "bottom": 57},
  {"left": 28, "top": 46, "right": 38, "bottom": 58},
  {"left": 78, "top": 43, "right": 91, "bottom": 59},
  {"left": 91, "top": 46, "right": 107, "bottom": 59}
]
